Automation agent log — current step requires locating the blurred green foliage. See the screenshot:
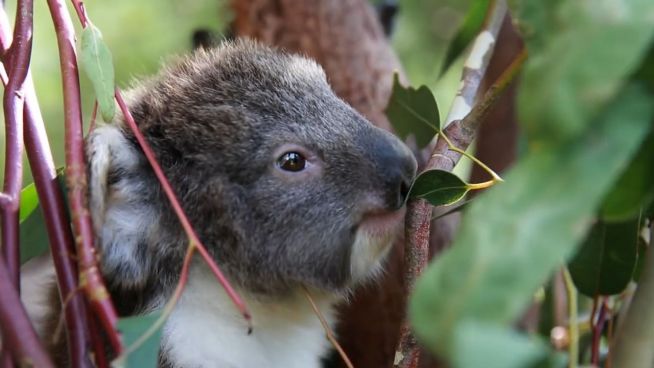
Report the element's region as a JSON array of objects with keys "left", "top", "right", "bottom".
[
  {"left": 2, "top": 0, "right": 471, "bottom": 184},
  {"left": 1, "top": 0, "right": 229, "bottom": 183}
]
